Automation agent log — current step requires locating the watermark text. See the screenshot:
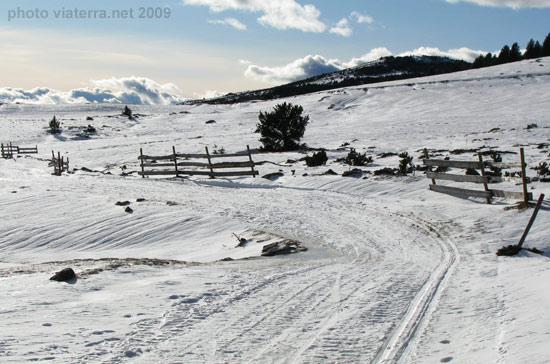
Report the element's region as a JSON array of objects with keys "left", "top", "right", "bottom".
[{"left": 7, "top": 7, "right": 171, "bottom": 21}]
